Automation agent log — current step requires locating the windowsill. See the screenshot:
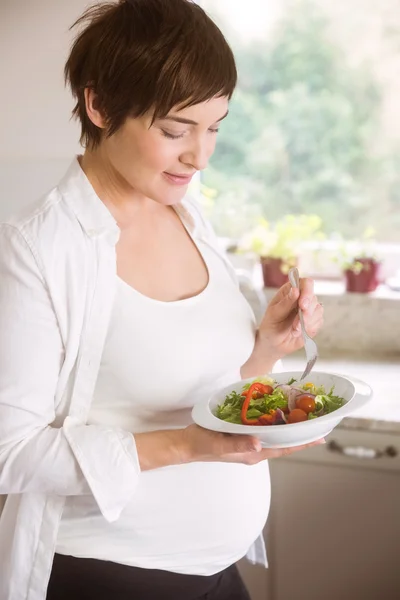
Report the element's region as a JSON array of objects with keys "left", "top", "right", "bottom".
[
  {"left": 283, "top": 279, "right": 400, "bottom": 301},
  {"left": 226, "top": 249, "right": 400, "bottom": 302},
  {"left": 225, "top": 242, "right": 400, "bottom": 302}
]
